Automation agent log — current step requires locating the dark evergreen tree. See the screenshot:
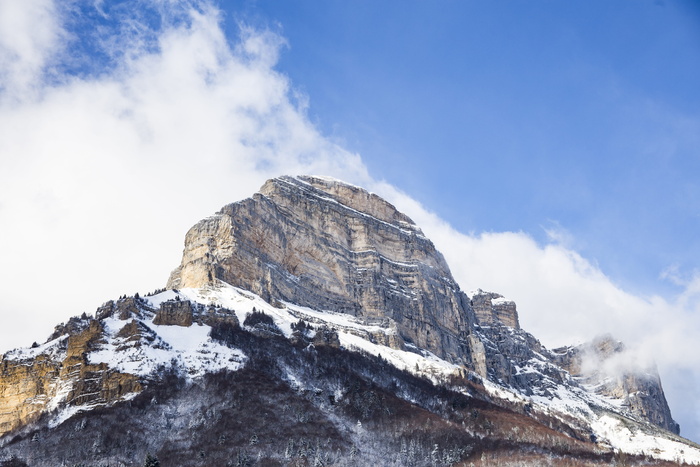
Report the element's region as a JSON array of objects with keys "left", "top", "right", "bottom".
[
  {"left": 291, "top": 319, "right": 308, "bottom": 332},
  {"left": 243, "top": 310, "right": 275, "bottom": 327},
  {"left": 144, "top": 453, "right": 160, "bottom": 467},
  {"left": 0, "top": 456, "right": 29, "bottom": 467}
]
